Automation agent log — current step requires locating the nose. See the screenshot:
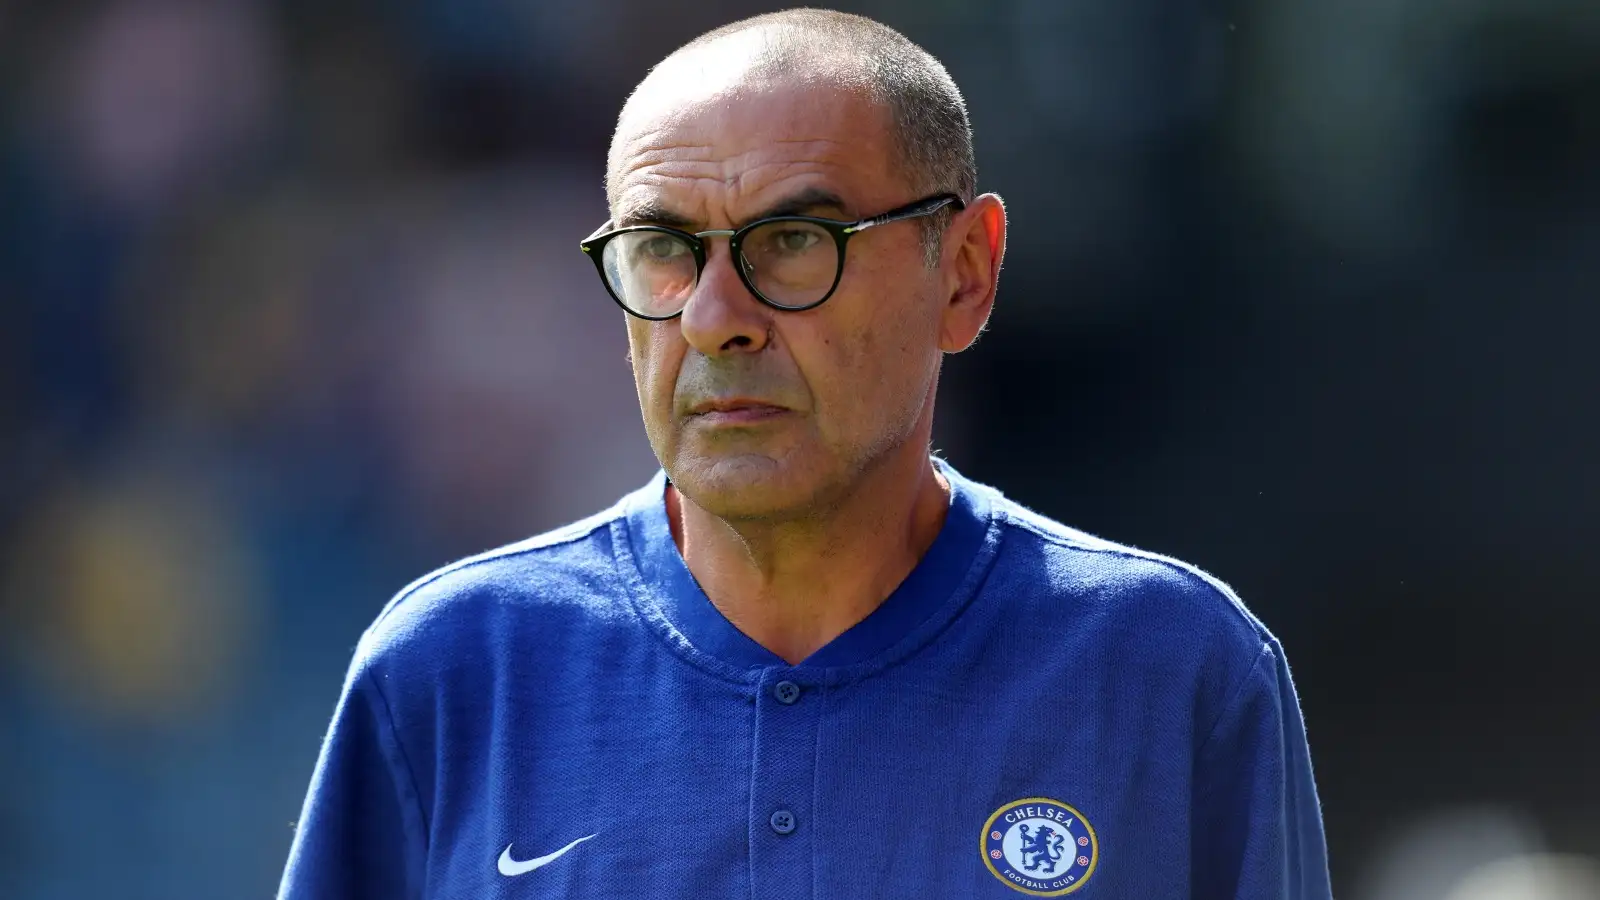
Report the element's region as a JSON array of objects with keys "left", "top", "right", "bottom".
[{"left": 678, "top": 239, "right": 772, "bottom": 356}]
